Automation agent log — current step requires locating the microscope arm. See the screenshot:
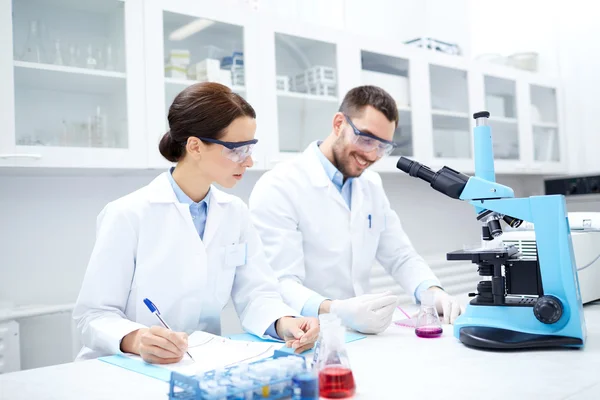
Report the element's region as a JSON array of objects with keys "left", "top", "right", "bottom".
[{"left": 396, "top": 157, "right": 514, "bottom": 201}]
